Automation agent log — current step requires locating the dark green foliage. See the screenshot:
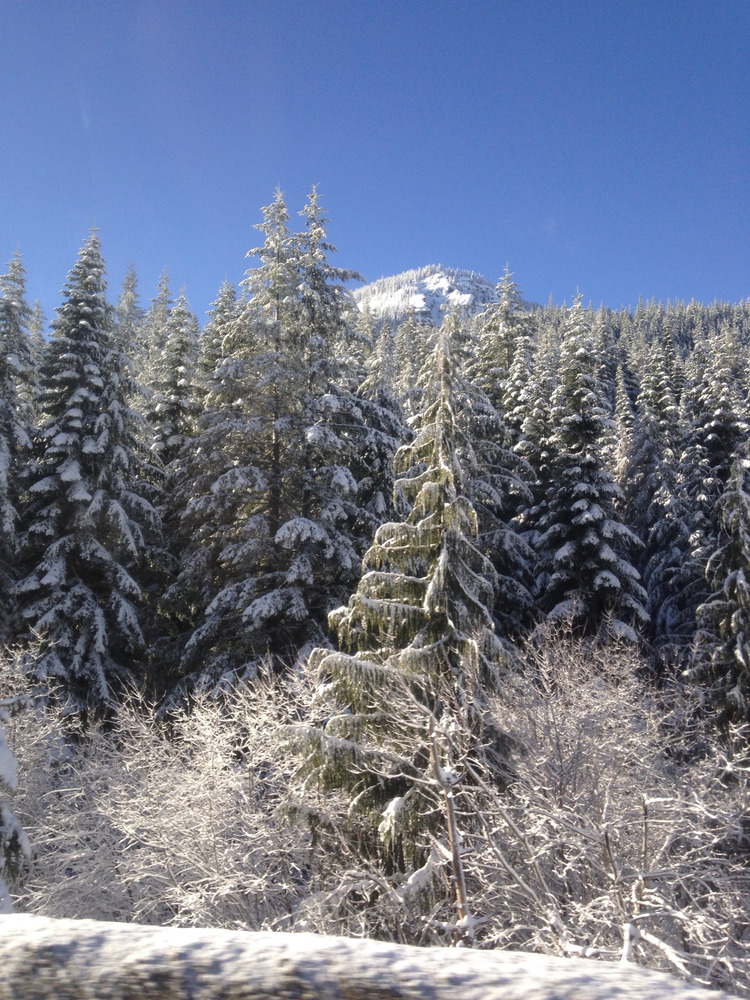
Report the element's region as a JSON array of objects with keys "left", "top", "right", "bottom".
[
  {"left": 0, "top": 251, "right": 34, "bottom": 641},
  {"left": 296, "top": 324, "right": 506, "bottom": 875},
  {"left": 165, "top": 190, "right": 397, "bottom": 690},
  {"left": 533, "top": 298, "right": 647, "bottom": 637},
  {"left": 693, "top": 455, "right": 750, "bottom": 720},
  {"left": 17, "top": 232, "right": 162, "bottom": 715}
]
